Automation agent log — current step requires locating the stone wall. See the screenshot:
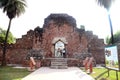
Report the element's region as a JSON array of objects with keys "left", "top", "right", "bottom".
[
  {"left": 0, "top": 14, "right": 105, "bottom": 66},
  {"left": 0, "top": 30, "right": 34, "bottom": 65}
]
